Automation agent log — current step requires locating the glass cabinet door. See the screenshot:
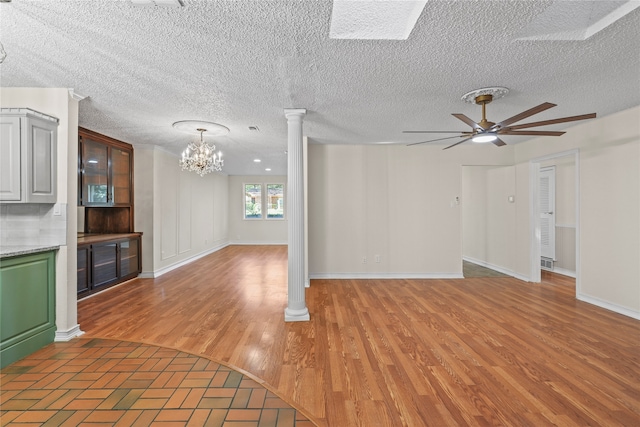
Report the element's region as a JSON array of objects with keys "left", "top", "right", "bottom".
[
  {"left": 111, "top": 147, "right": 131, "bottom": 204},
  {"left": 119, "top": 238, "right": 139, "bottom": 277},
  {"left": 82, "top": 140, "right": 109, "bottom": 204},
  {"left": 92, "top": 243, "right": 118, "bottom": 287}
]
